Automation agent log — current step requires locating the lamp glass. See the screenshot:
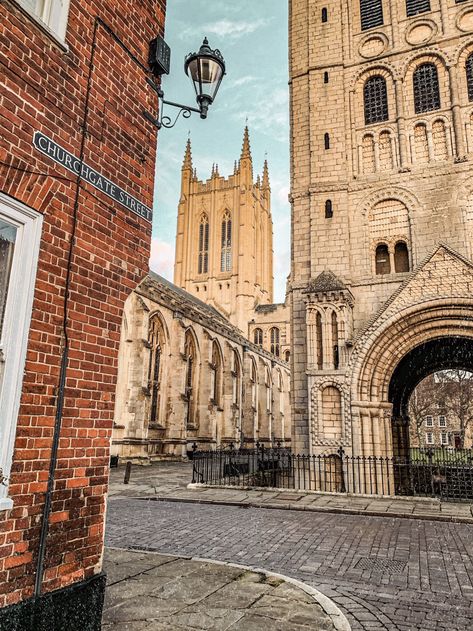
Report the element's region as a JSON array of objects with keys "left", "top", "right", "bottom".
[{"left": 188, "top": 56, "right": 224, "bottom": 102}]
